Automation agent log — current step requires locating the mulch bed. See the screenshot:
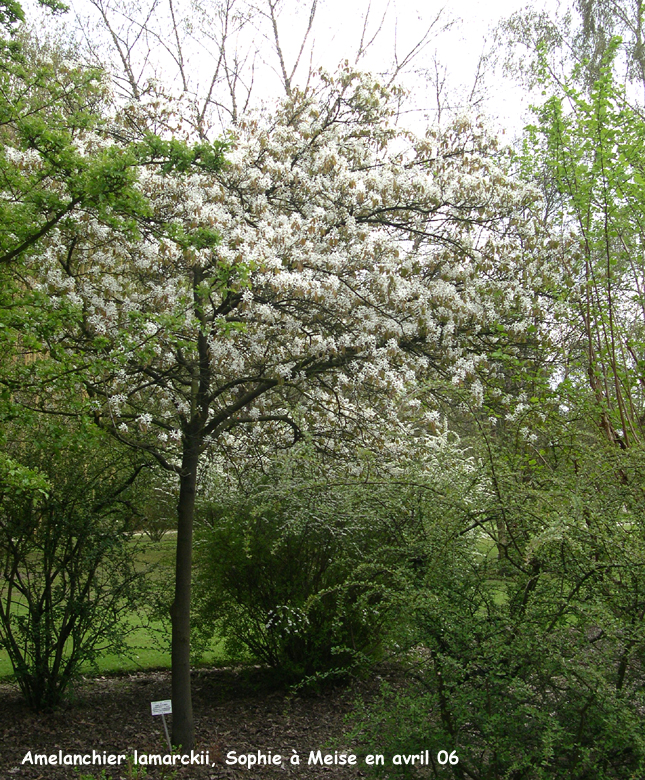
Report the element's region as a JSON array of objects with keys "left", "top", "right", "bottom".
[{"left": 0, "top": 668, "right": 378, "bottom": 780}]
